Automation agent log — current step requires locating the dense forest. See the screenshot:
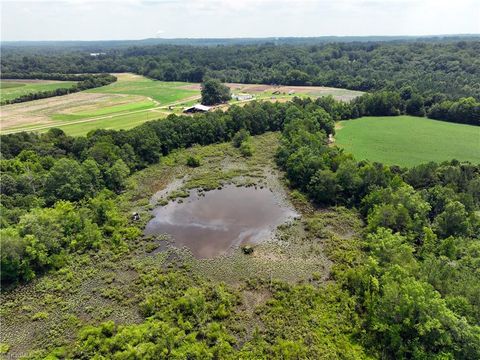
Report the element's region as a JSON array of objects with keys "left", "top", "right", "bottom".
[
  {"left": 2, "top": 40, "right": 480, "bottom": 99},
  {"left": 1, "top": 96, "right": 479, "bottom": 358},
  {"left": 4, "top": 35, "right": 476, "bottom": 51}
]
